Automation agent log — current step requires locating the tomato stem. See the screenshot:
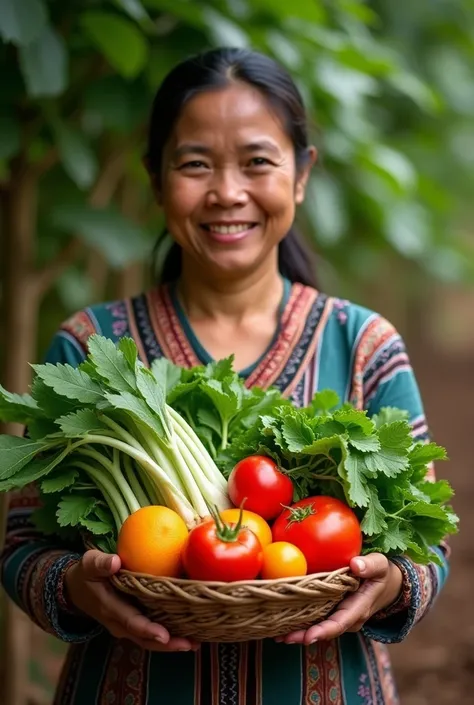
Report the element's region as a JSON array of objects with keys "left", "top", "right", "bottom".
[{"left": 208, "top": 502, "right": 246, "bottom": 543}]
